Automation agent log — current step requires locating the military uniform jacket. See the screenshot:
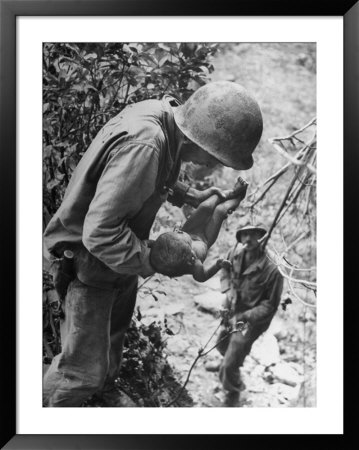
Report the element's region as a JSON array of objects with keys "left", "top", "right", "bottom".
[
  {"left": 220, "top": 244, "right": 284, "bottom": 327},
  {"left": 44, "top": 97, "right": 182, "bottom": 288}
]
